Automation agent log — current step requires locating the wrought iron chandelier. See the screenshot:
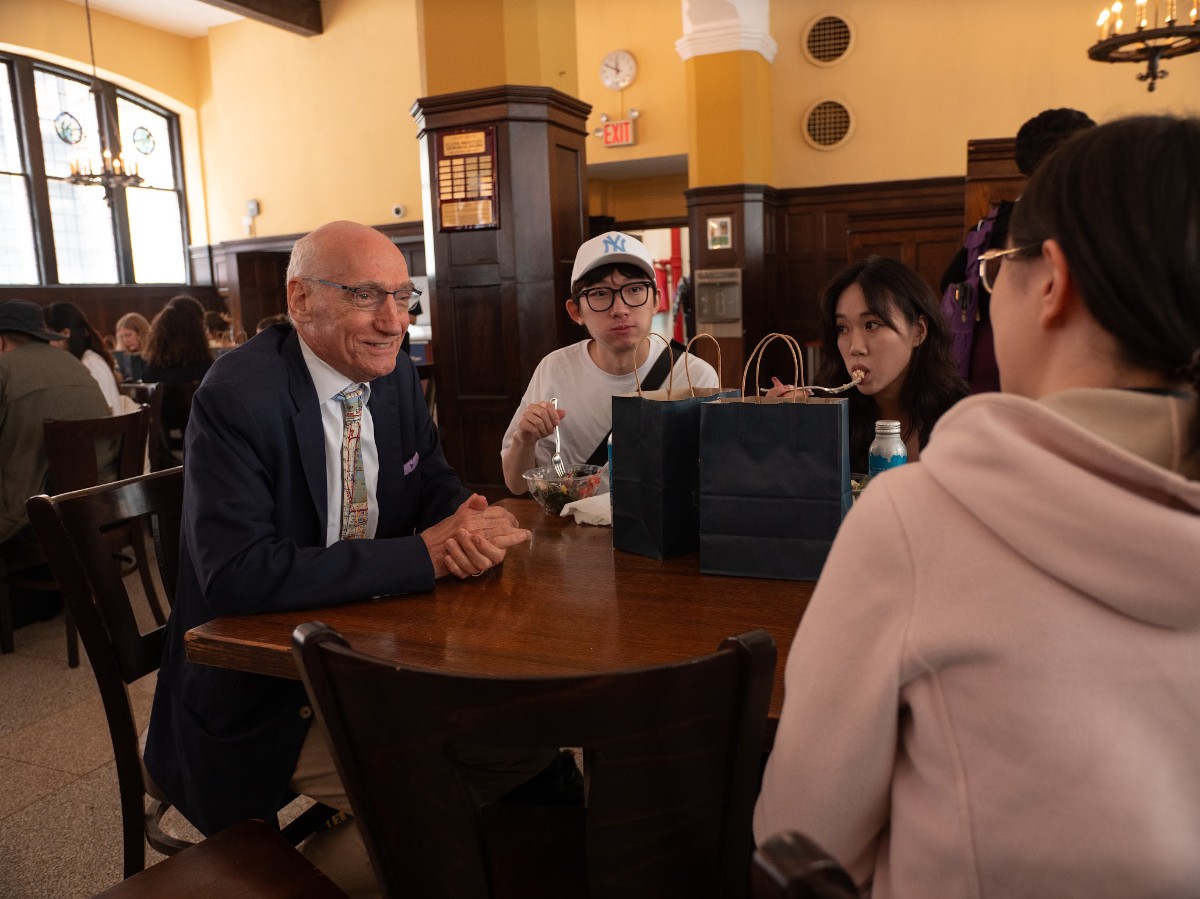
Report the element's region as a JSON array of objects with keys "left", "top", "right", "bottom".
[
  {"left": 67, "top": 0, "right": 143, "bottom": 200},
  {"left": 1090, "top": 1, "right": 1200, "bottom": 90}
]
